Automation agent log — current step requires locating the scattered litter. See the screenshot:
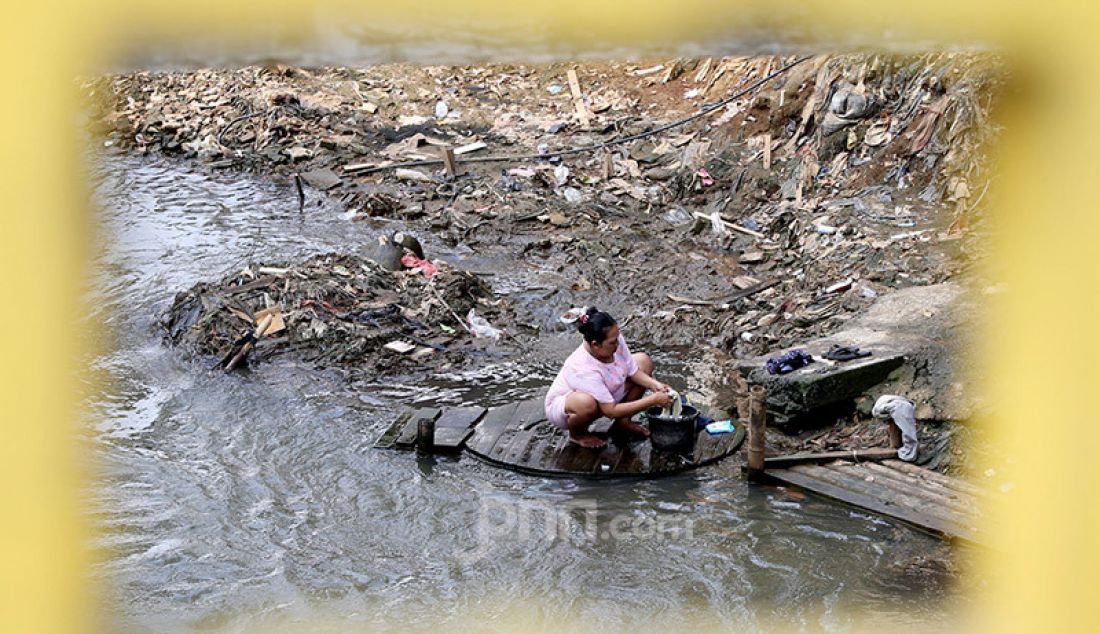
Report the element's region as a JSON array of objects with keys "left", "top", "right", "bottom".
[
  {"left": 400, "top": 254, "right": 439, "bottom": 277},
  {"left": 467, "top": 308, "right": 503, "bottom": 339},
  {"left": 561, "top": 187, "right": 582, "bottom": 204},
  {"left": 383, "top": 340, "right": 417, "bottom": 354},
  {"left": 395, "top": 168, "right": 433, "bottom": 183}
]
